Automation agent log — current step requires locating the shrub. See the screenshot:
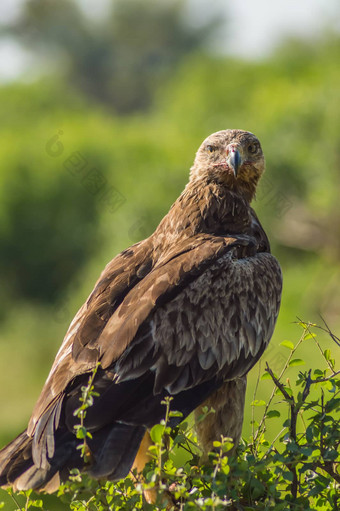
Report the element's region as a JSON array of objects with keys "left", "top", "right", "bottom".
[{"left": 2, "top": 321, "right": 339, "bottom": 510}]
